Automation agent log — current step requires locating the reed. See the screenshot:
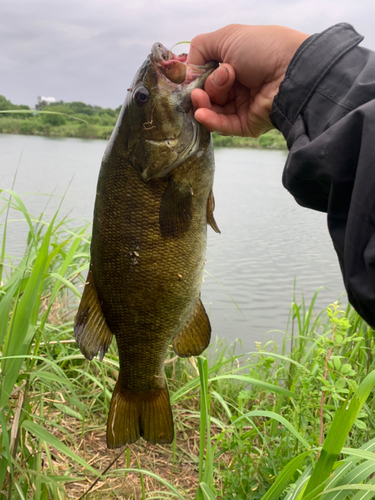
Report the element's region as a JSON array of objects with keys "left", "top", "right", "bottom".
[{"left": 1, "top": 189, "right": 375, "bottom": 499}]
